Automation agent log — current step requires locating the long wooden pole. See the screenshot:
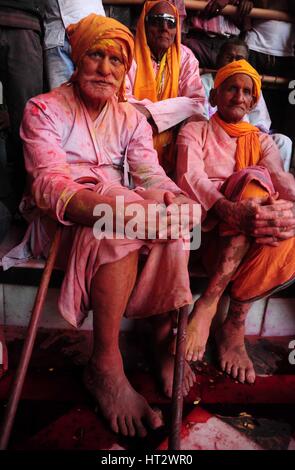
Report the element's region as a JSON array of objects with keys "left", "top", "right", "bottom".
[
  {"left": 185, "top": 1, "right": 294, "bottom": 22},
  {"left": 200, "top": 68, "right": 290, "bottom": 87},
  {"left": 103, "top": 0, "right": 295, "bottom": 23},
  {"left": 0, "top": 226, "right": 62, "bottom": 450},
  {"left": 168, "top": 305, "right": 190, "bottom": 450}
]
